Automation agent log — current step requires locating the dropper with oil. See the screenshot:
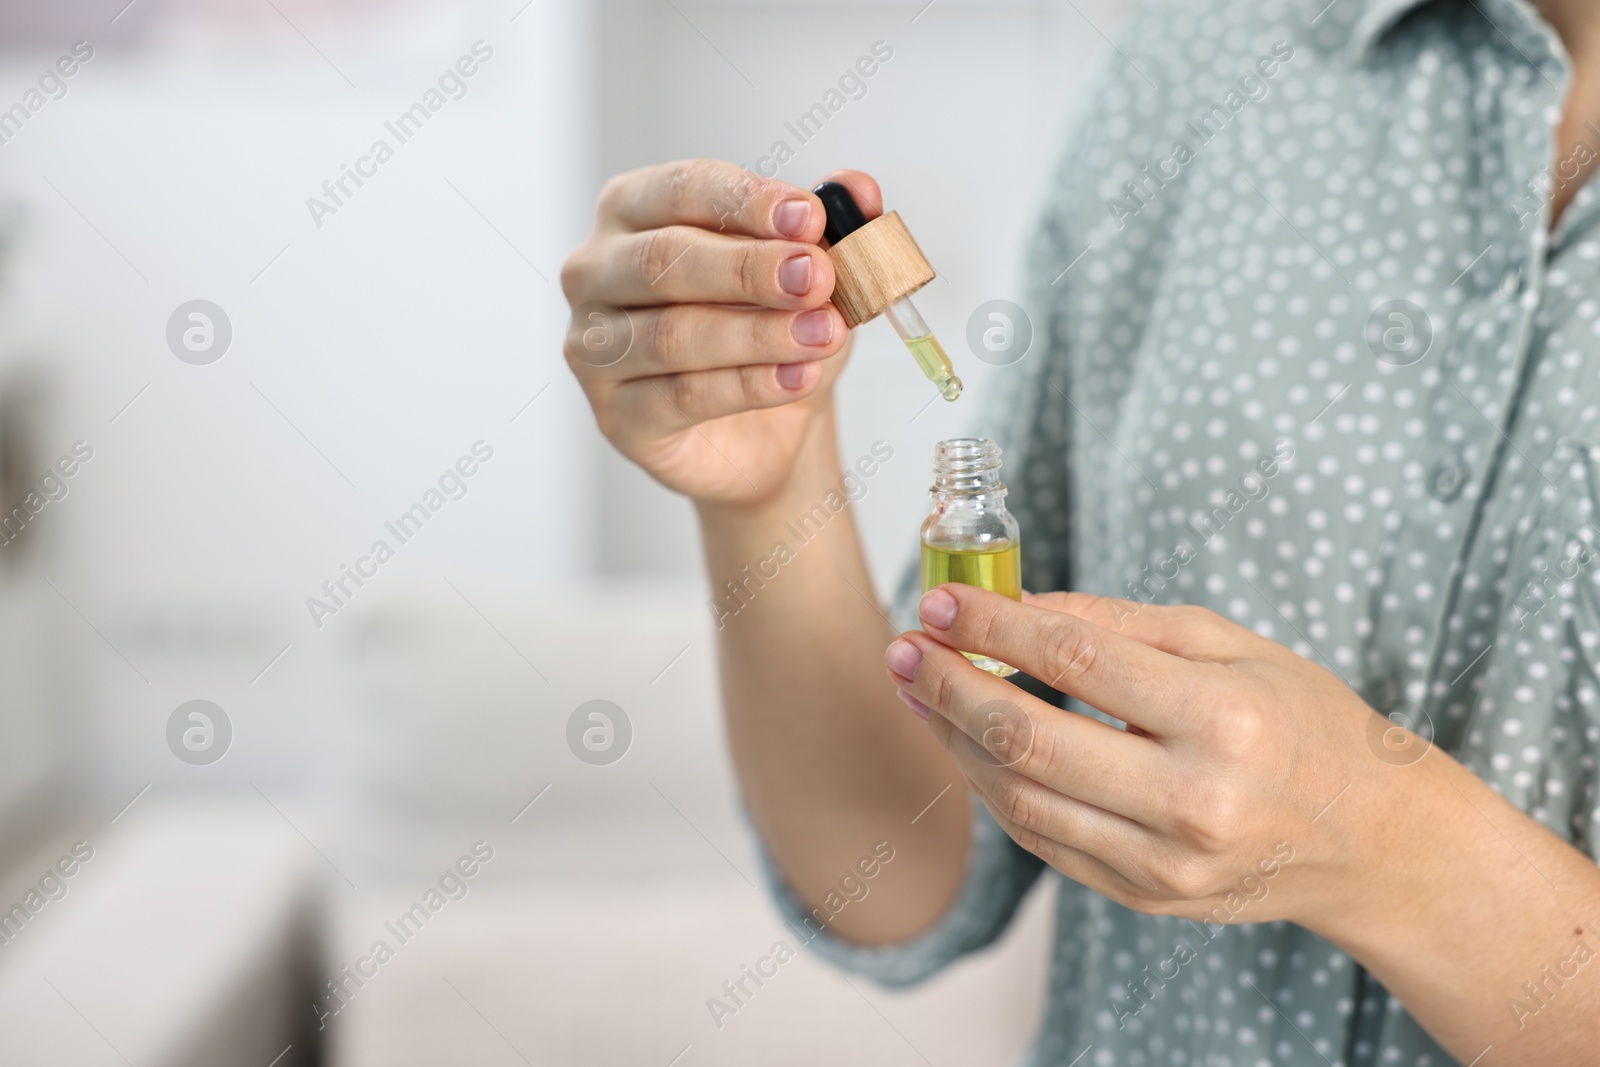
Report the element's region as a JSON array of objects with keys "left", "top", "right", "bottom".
[
  {"left": 813, "top": 181, "right": 963, "bottom": 402},
  {"left": 885, "top": 297, "right": 962, "bottom": 401}
]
